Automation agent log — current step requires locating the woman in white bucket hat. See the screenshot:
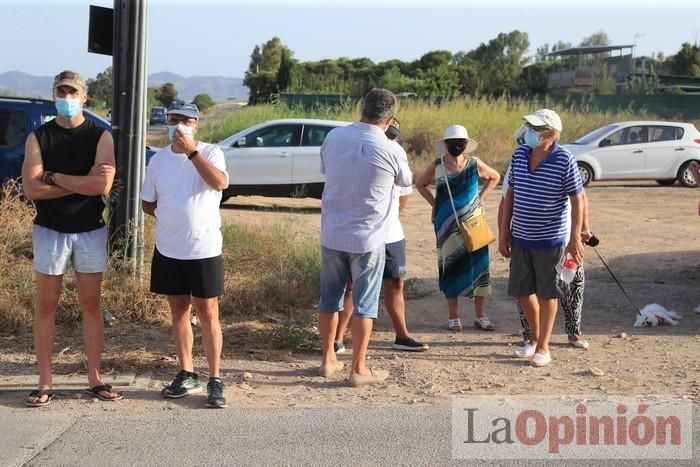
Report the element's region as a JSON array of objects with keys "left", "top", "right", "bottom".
[{"left": 415, "top": 125, "right": 500, "bottom": 332}]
